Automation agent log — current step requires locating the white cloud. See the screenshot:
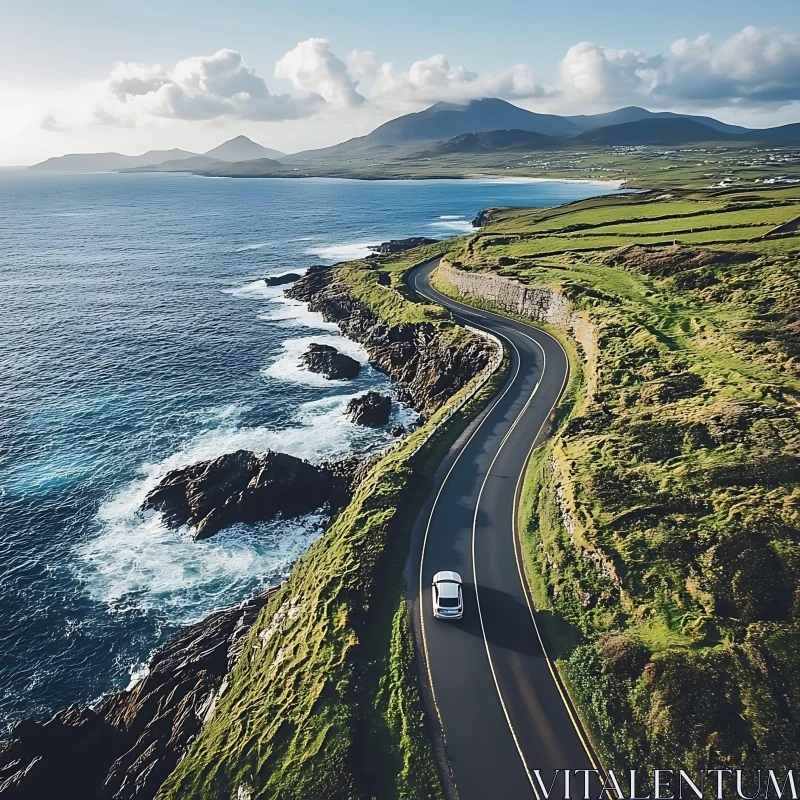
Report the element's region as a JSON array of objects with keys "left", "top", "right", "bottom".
[
  {"left": 558, "top": 27, "right": 800, "bottom": 109},
  {"left": 275, "top": 38, "right": 365, "bottom": 108},
  {"left": 348, "top": 52, "right": 549, "bottom": 105},
  {"left": 664, "top": 27, "right": 800, "bottom": 105},
  {"left": 103, "top": 48, "right": 323, "bottom": 123},
  {"left": 17, "top": 26, "right": 800, "bottom": 165},
  {"left": 558, "top": 43, "right": 662, "bottom": 104}
]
